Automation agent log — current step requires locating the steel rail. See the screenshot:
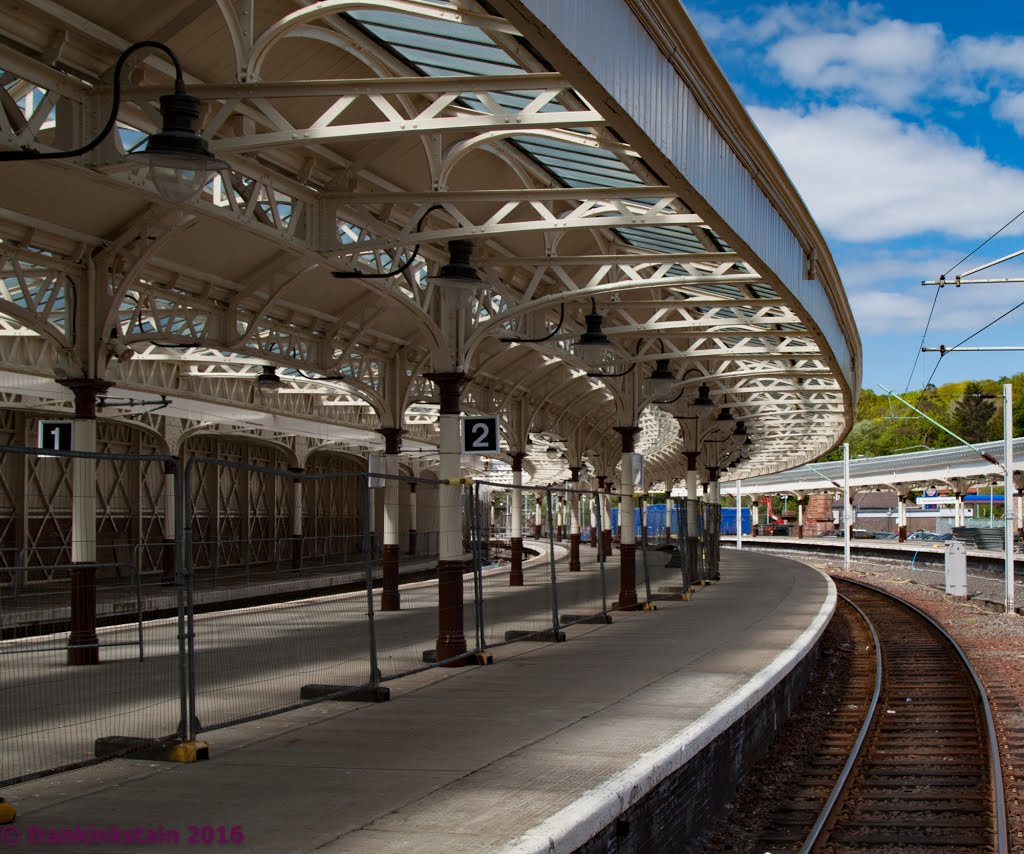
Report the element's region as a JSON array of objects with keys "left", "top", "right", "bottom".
[
  {"left": 799, "top": 591, "right": 882, "bottom": 853},
  {"left": 805, "top": 577, "right": 1009, "bottom": 854}
]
